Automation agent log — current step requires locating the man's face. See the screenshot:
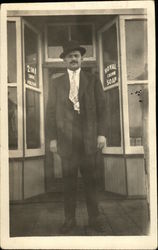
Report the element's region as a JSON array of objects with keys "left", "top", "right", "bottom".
[{"left": 64, "top": 50, "right": 82, "bottom": 71}]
